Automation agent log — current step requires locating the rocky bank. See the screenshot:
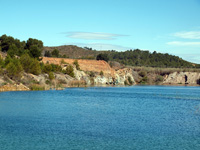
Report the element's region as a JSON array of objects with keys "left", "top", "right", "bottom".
[{"left": 0, "top": 57, "right": 200, "bottom": 92}]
